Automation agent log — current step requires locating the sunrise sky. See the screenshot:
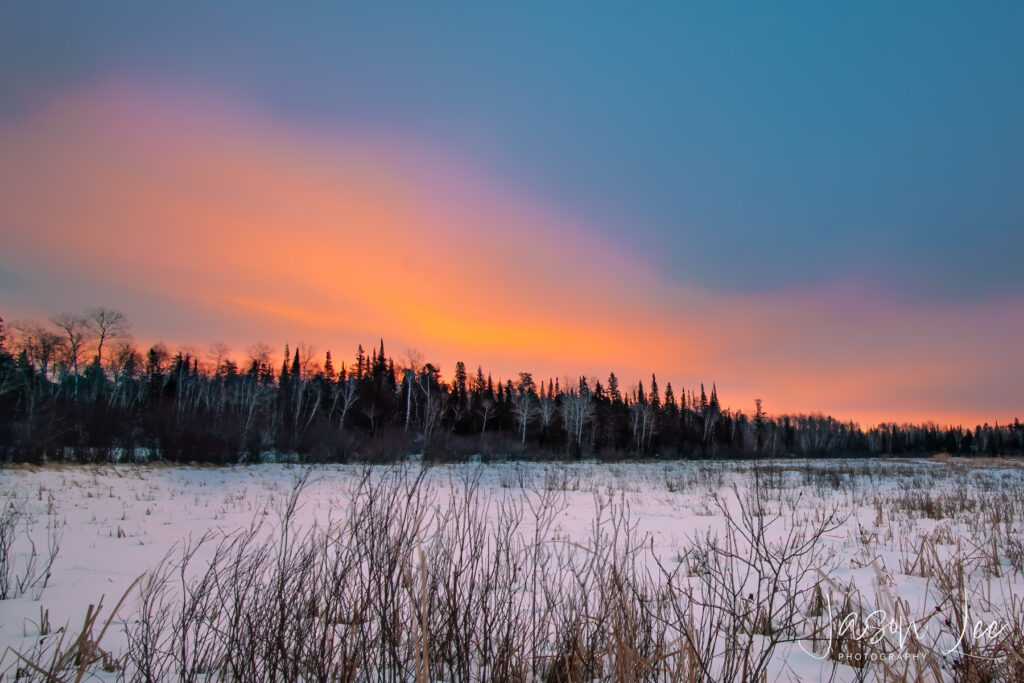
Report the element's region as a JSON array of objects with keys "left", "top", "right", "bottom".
[{"left": 2, "top": 3, "right": 1022, "bottom": 426}]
